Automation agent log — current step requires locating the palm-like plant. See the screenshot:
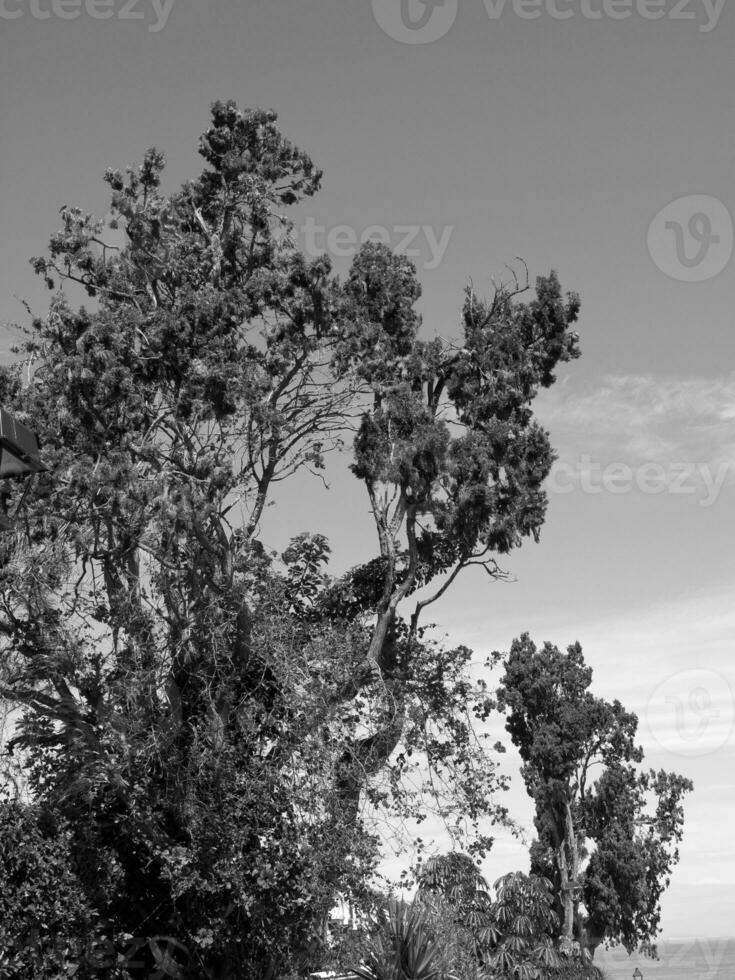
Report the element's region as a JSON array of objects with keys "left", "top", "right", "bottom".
[
  {"left": 484, "top": 873, "right": 561, "bottom": 979},
  {"left": 352, "top": 897, "right": 455, "bottom": 980},
  {"left": 416, "top": 853, "right": 499, "bottom": 964}
]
